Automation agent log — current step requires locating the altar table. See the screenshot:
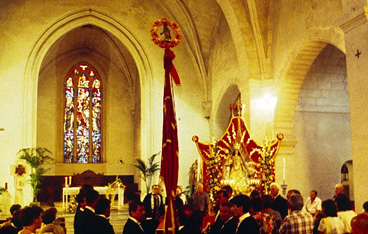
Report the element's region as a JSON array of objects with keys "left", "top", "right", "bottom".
[{"left": 62, "top": 186, "right": 124, "bottom": 210}]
